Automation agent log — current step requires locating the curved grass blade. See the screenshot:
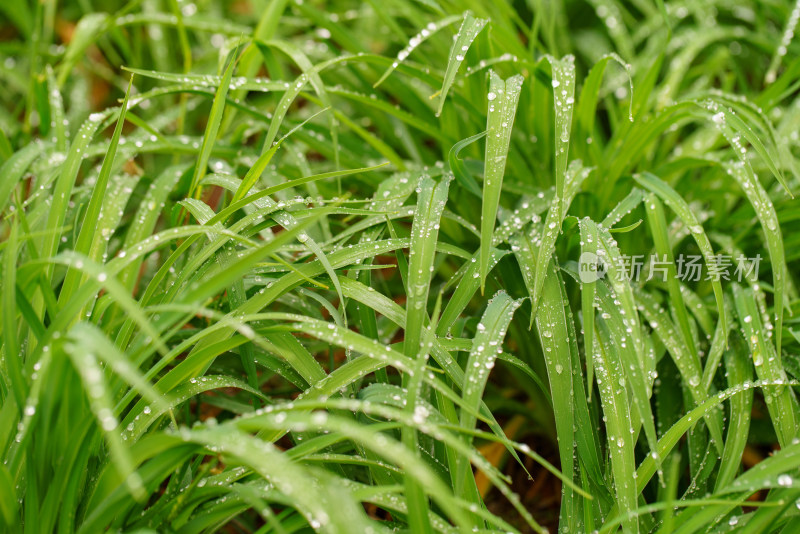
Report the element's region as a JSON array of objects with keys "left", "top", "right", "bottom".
[
  {"left": 174, "top": 427, "right": 376, "bottom": 533},
  {"left": 254, "top": 39, "right": 339, "bottom": 167},
  {"left": 576, "top": 53, "right": 632, "bottom": 162},
  {"left": 122, "top": 373, "right": 266, "bottom": 441},
  {"left": 56, "top": 13, "right": 109, "bottom": 86},
  {"left": 698, "top": 97, "right": 791, "bottom": 196},
  {"left": 456, "top": 291, "right": 521, "bottom": 493},
  {"left": 435, "top": 11, "right": 487, "bottom": 117},
  {"left": 240, "top": 400, "right": 548, "bottom": 532},
  {"left": 62, "top": 329, "right": 145, "bottom": 500},
  {"left": 231, "top": 107, "right": 331, "bottom": 203},
  {"left": 602, "top": 188, "right": 643, "bottom": 228},
  {"left": 724, "top": 160, "right": 789, "bottom": 355},
  {"left": 374, "top": 14, "right": 462, "bottom": 88},
  {"left": 449, "top": 131, "right": 485, "bottom": 198},
  {"left": 597, "top": 378, "right": 800, "bottom": 529}
]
